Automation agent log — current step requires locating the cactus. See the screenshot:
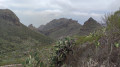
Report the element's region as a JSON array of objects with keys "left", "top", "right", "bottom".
[{"left": 50, "top": 37, "right": 76, "bottom": 67}]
